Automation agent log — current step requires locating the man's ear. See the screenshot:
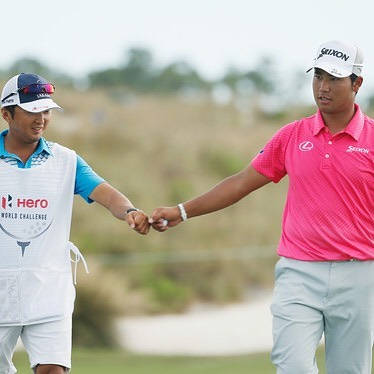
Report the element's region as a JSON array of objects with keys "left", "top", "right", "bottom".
[
  {"left": 353, "top": 76, "right": 363, "bottom": 93},
  {"left": 1, "top": 108, "right": 11, "bottom": 123}
]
